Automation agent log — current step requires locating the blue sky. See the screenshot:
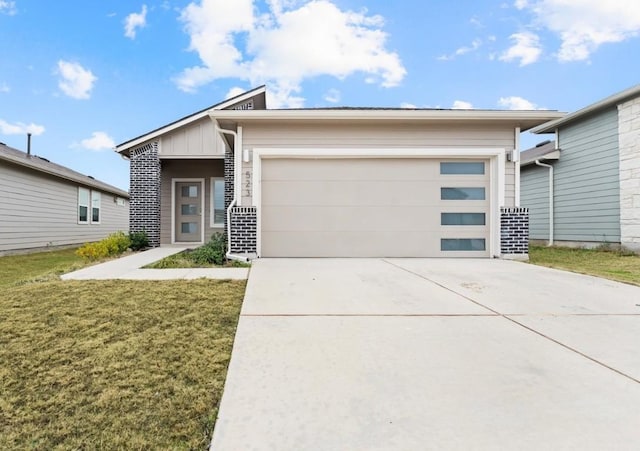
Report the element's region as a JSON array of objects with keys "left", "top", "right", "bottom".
[{"left": 1, "top": 0, "right": 639, "bottom": 191}]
